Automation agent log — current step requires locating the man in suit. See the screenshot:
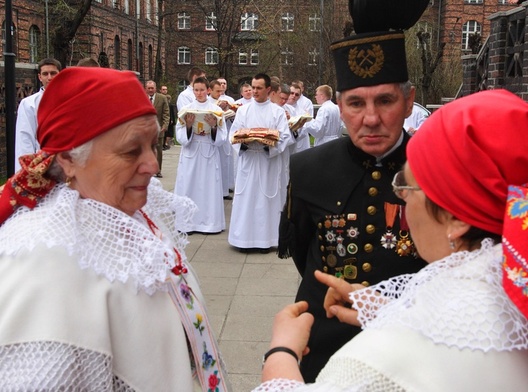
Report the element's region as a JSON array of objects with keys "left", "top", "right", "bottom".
[
  {"left": 146, "top": 80, "right": 169, "bottom": 178},
  {"left": 160, "top": 85, "right": 176, "bottom": 150},
  {"left": 278, "top": 31, "right": 427, "bottom": 382}
]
